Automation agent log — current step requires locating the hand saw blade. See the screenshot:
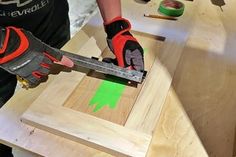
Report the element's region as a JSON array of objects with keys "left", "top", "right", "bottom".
[{"left": 58, "top": 49, "right": 145, "bottom": 83}]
